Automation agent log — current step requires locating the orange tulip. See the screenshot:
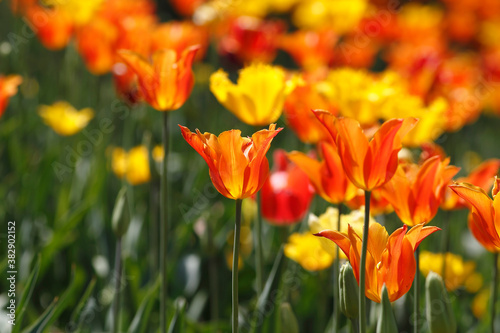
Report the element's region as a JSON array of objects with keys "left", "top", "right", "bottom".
[
  {"left": 150, "top": 21, "right": 209, "bottom": 62},
  {"left": 26, "top": 5, "right": 74, "bottom": 50},
  {"left": 449, "top": 179, "right": 500, "bottom": 252},
  {"left": 288, "top": 142, "right": 357, "bottom": 204},
  {"left": 442, "top": 159, "right": 500, "bottom": 210},
  {"left": 179, "top": 124, "right": 282, "bottom": 200},
  {"left": 278, "top": 29, "right": 338, "bottom": 70},
  {"left": 0, "top": 75, "right": 23, "bottom": 118},
  {"left": 118, "top": 46, "right": 199, "bottom": 111},
  {"left": 283, "top": 81, "right": 337, "bottom": 144},
  {"left": 380, "top": 156, "right": 459, "bottom": 226},
  {"left": 316, "top": 222, "right": 440, "bottom": 302},
  {"left": 314, "top": 110, "right": 418, "bottom": 191}
]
